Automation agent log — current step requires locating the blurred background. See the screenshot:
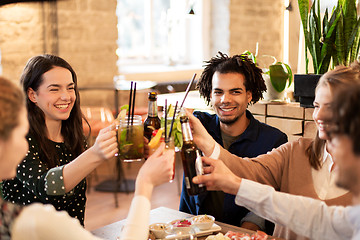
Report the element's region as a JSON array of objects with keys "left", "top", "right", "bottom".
[{"left": 0, "top": 0, "right": 312, "bottom": 109}]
